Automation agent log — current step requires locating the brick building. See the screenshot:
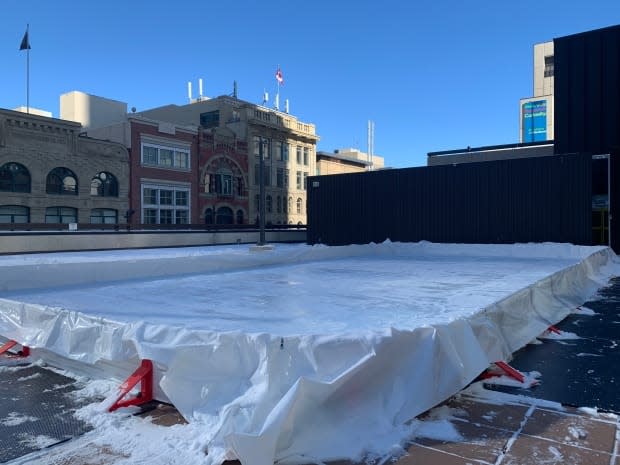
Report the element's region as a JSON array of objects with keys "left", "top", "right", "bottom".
[
  {"left": 86, "top": 116, "right": 199, "bottom": 226},
  {"left": 0, "top": 108, "right": 129, "bottom": 224}
]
